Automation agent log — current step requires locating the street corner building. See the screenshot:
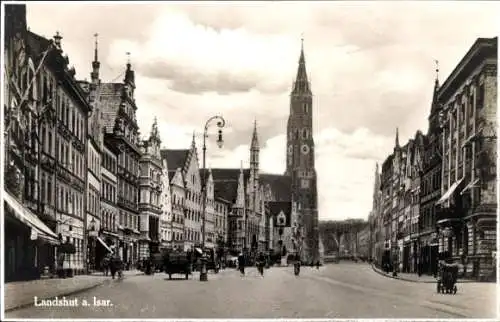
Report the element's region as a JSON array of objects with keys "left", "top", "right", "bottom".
[
  {"left": 369, "top": 37, "right": 498, "bottom": 281},
  {"left": 4, "top": 4, "right": 94, "bottom": 280}
]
